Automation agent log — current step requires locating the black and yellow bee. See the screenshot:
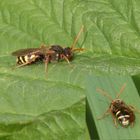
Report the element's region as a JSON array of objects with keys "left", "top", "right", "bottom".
[
  {"left": 12, "top": 25, "right": 84, "bottom": 69},
  {"left": 96, "top": 83, "right": 136, "bottom": 127}
]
